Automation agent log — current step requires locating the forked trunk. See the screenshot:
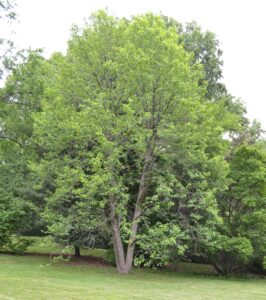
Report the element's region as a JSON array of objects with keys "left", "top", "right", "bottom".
[
  {"left": 112, "top": 135, "right": 155, "bottom": 274},
  {"left": 124, "top": 144, "right": 152, "bottom": 272},
  {"left": 112, "top": 164, "right": 149, "bottom": 274}
]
